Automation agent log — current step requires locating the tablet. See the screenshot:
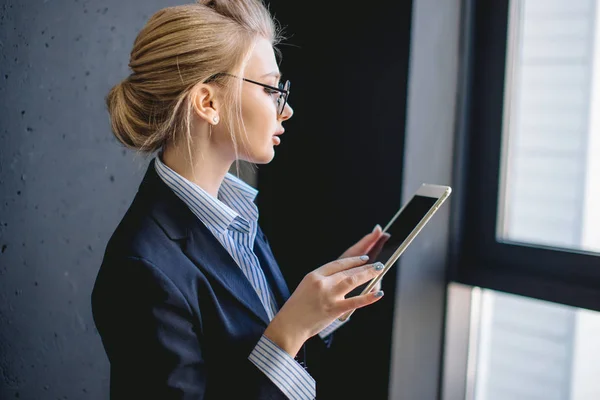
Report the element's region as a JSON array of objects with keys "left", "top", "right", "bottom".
[{"left": 338, "top": 183, "right": 452, "bottom": 321}]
